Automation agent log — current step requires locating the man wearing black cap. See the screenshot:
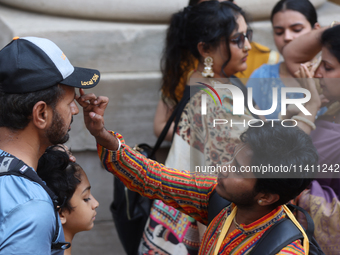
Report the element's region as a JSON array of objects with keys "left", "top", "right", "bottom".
[{"left": 0, "top": 37, "right": 100, "bottom": 254}]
